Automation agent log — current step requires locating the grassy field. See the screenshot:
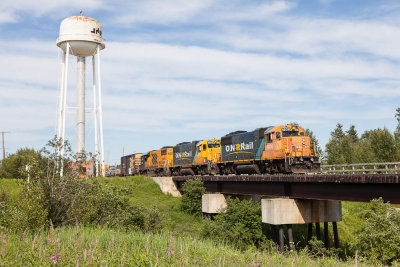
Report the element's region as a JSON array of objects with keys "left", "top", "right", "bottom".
[
  {"left": 0, "top": 225, "right": 358, "bottom": 266},
  {"left": 99, "top": 176, "right": 206, "bottom": 236},
  {"left": 0, "top": 176, "right": 386, "bottom": 266}
]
